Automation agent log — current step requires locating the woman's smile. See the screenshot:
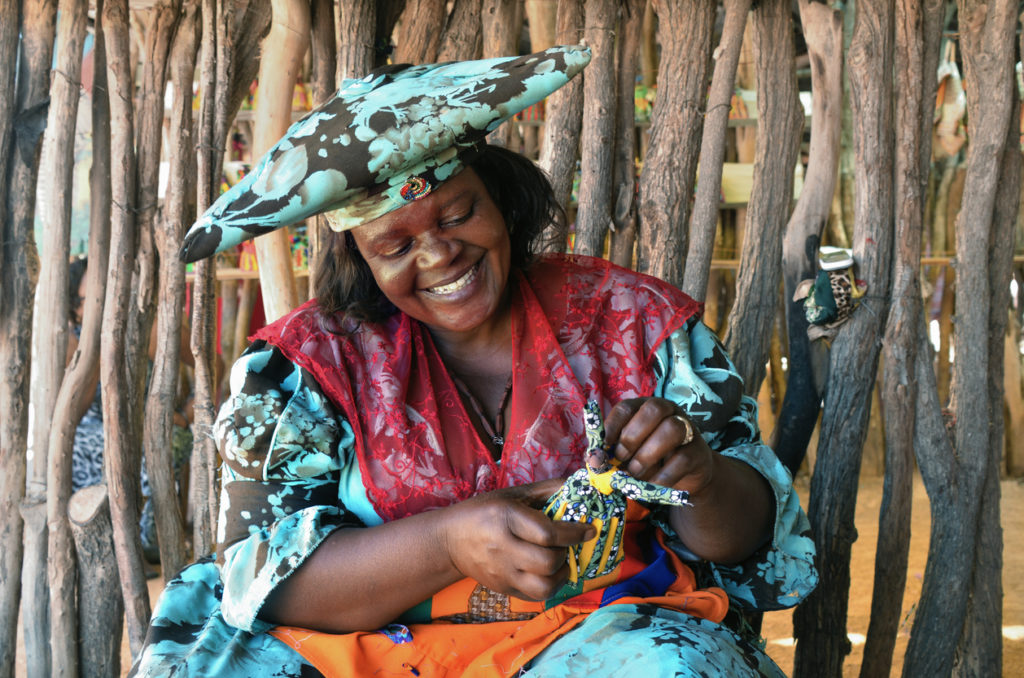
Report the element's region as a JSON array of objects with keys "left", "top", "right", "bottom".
[{"left": 423, "top": 260, "right": 481, "bottom": 297}]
